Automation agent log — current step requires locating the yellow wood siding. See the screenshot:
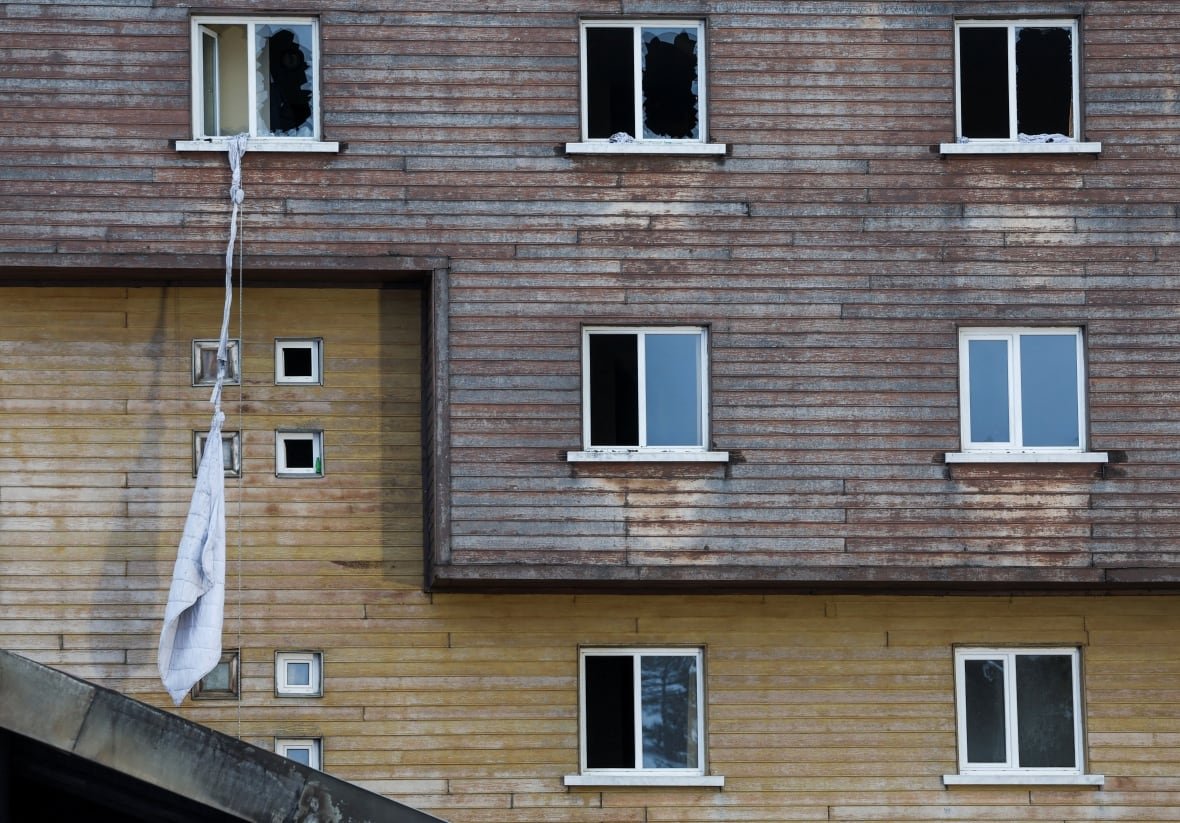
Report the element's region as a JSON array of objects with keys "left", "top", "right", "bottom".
[{"left": 1, "top": 286, "right": 1177, "bottom": 822}]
